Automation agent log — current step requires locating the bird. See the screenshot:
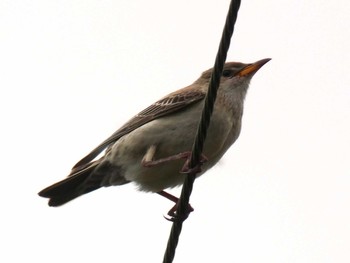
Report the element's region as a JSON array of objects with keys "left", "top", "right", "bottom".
[{"left": 38, "top": 58, "right": 270, "bottom": 218}]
